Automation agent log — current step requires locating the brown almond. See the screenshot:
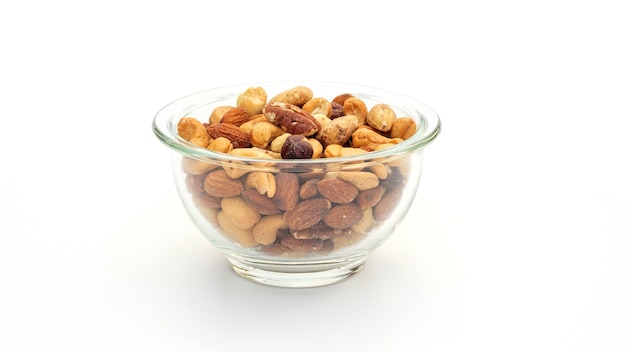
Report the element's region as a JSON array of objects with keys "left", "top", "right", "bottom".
[
  {"left": 299, "top": 179, "right": 321, "bottom": 199},
  {"left": 291, "top": 222, "right": 352, "bottom": 240},
  {"left": 355, "top": 186, "right": 385, "bottom": 209},
  {"left": 220, "top": 106, "right": 250, "bottom": 126},
  {"left": 206, "top": 123, "right": 251, "bottom": 149},
  {"left": 317, "top": 178, "right": 359, "bottom": 204},
  {"left": 373, "top": 186, "right": 402, "bottom": 221},
  {"left": 203, "top": 169, "right": 243, "bottom": 198},
  {"left": 280, "top": 235, "right": 325, "bottom": 252},
  {"left": 272, "top": 172, "right": 300, "bottom": 211},
  {"left": 322, "top": 203, "right": 363, "bottom": 229},
  {"left": 284, "top": 198, "right": 332, "bottom": 231},
  {"left": 241, "top": 189, "right": 282, "bottom": 215}
]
